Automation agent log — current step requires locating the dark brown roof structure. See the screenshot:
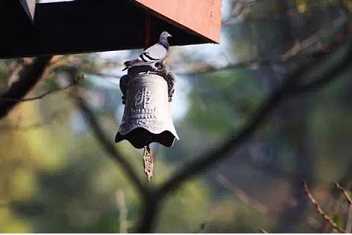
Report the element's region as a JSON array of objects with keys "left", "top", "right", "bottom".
[{"left": 0, "top": 0, "right": 221, "bottom": 58}]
